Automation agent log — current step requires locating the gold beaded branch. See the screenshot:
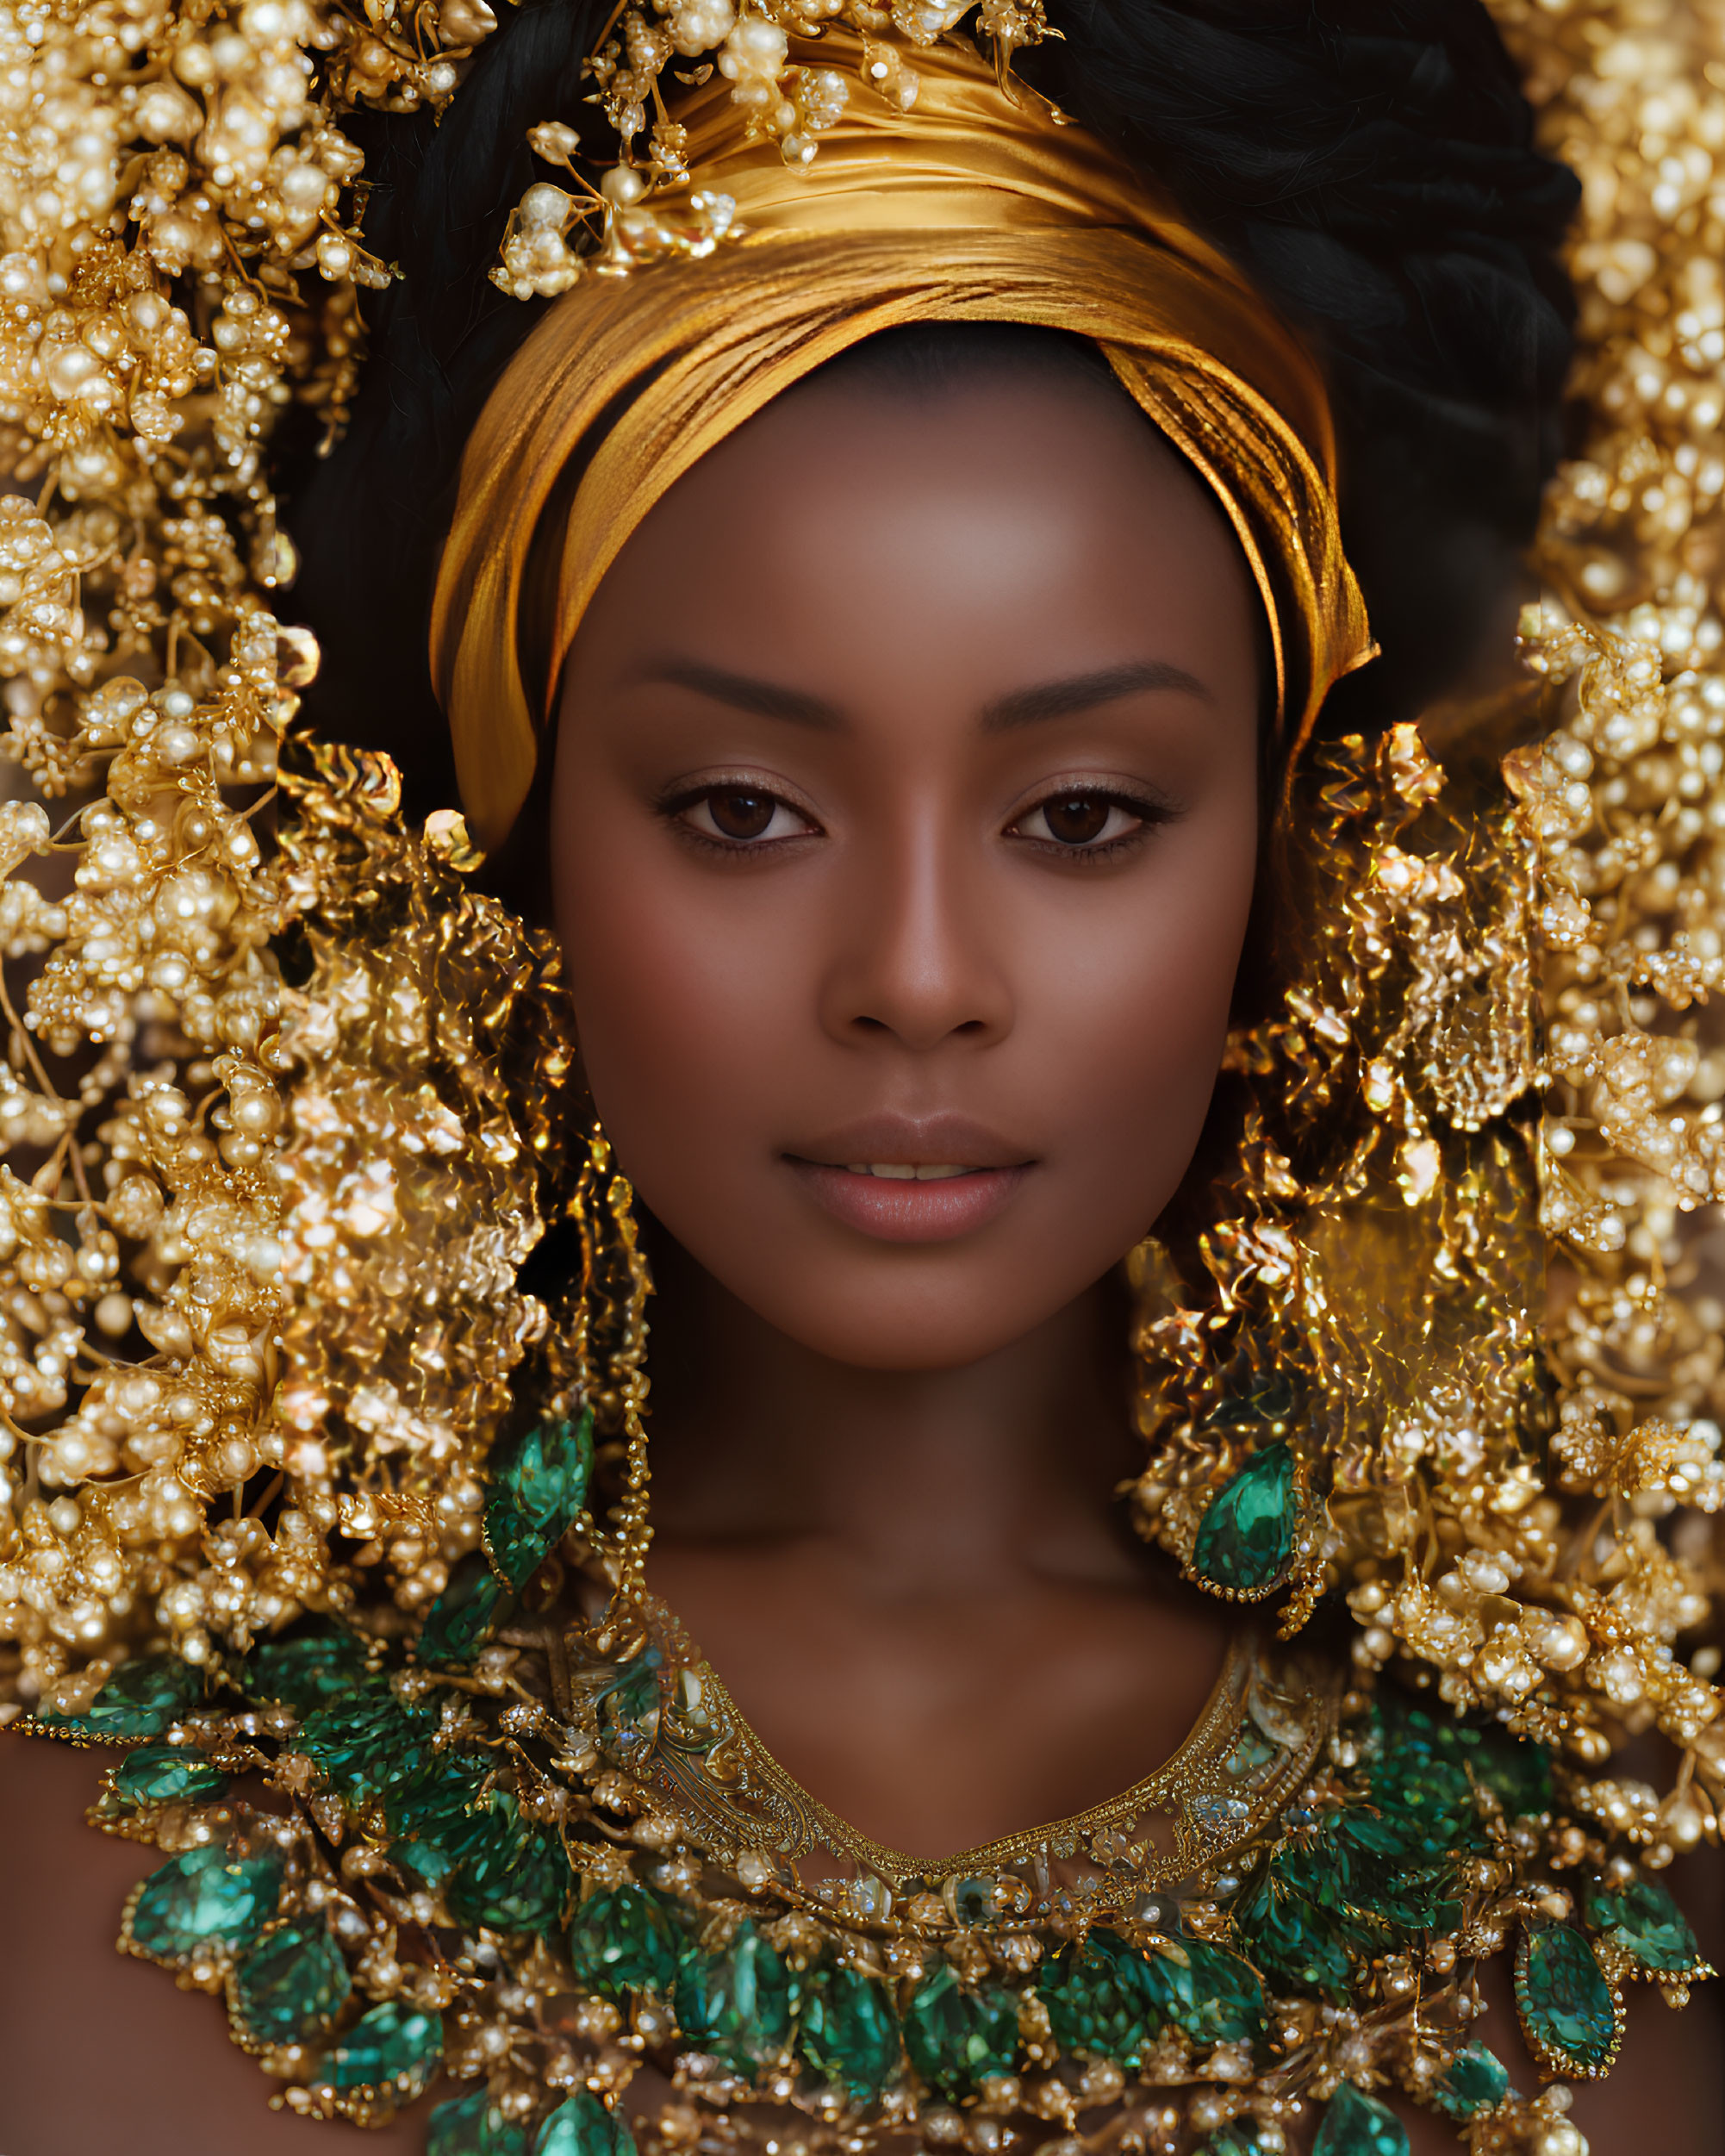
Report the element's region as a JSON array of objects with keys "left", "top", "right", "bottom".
[
  {"left": 1127, "top": 0, "right": 1725, "bottom": 1870},
  {"left": 492, "top": 0, "right": 1056, "bottom": 295},
  {"left": 0, "top": 0, "right": 509, "bottom": 1718}
]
